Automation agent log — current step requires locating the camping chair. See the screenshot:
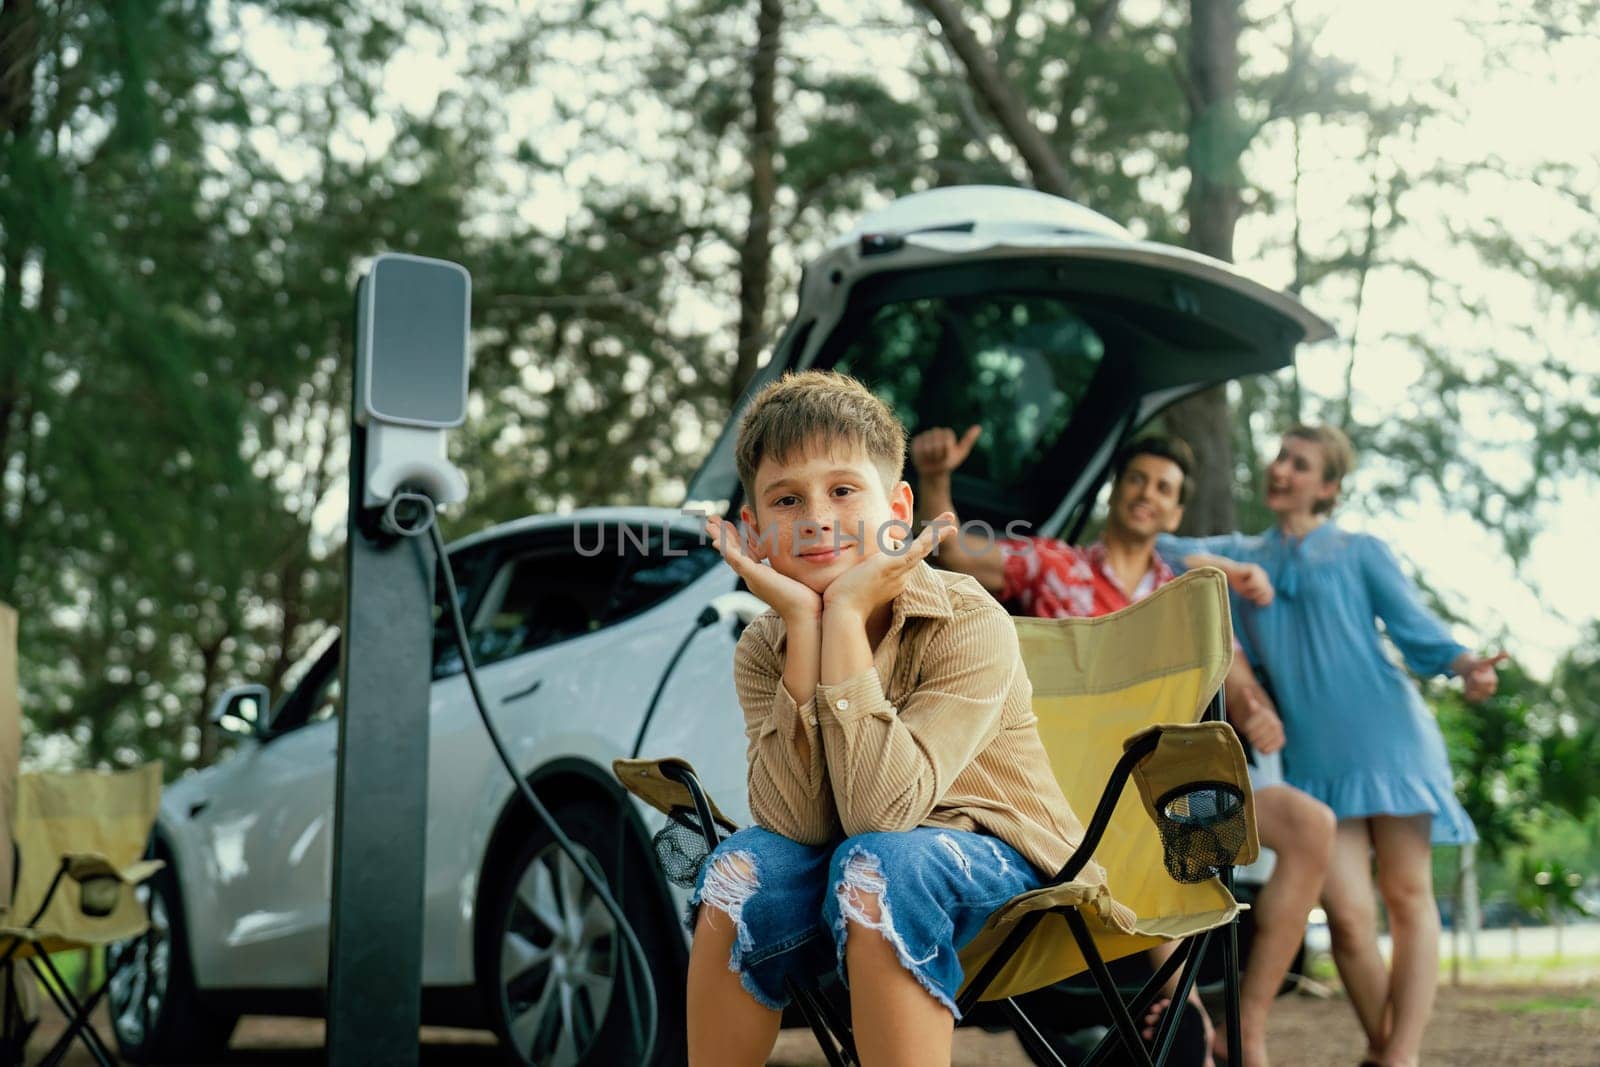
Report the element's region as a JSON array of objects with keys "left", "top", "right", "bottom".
[
  {"left": 0, "top": 763, "right": 164, "bottom": 1067},
  {"left": 615, "top": 567, "right": 1259, "bottom": 1067}
]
